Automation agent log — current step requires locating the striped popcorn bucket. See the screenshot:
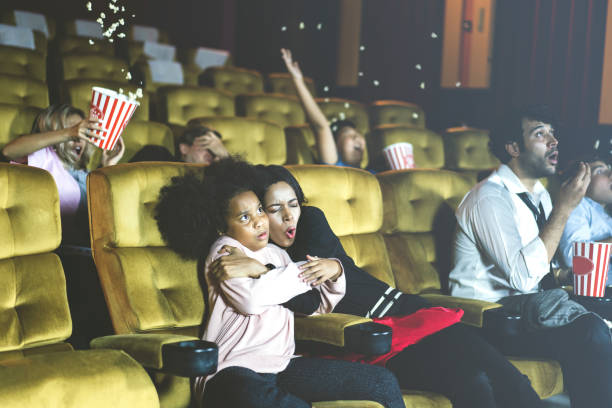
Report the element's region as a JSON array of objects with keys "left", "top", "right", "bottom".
[
  {"left": 89, "top": 87, "right": 139, "bottom": 151},
  {"left": 573, "top": 241, "right": 612, "bottom": 297},
  {"left": 383, "top": 142, "right": 414, "bottom": 170}
]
